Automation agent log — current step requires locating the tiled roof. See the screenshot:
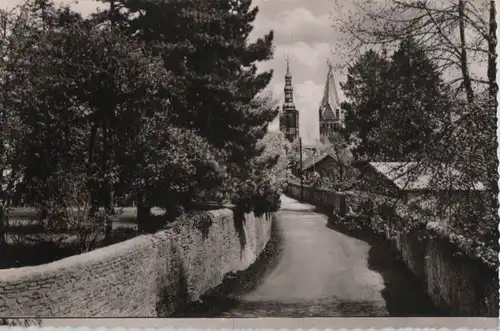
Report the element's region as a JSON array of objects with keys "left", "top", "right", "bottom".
[
  {"left": 302, "top": 153, "right": 330, "bottom": 171},
  {"left": 319, "top": 63, "right": 341, "bottom": 120}
]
